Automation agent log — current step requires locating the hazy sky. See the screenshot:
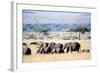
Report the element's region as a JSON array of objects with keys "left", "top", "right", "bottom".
[{"left": 22, "top": 9, "right": 91, "bottom": 25}]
